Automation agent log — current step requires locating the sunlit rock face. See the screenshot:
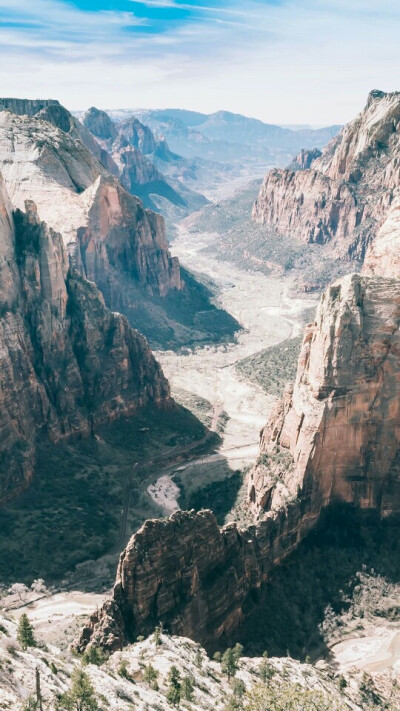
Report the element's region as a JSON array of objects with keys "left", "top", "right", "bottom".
[
  {"left": 0, "top": 174, "right": 171, "bottom": 504},
  {"left": 0, "top": 103, "right": 182, "bottom": 303},
  {"left": 251, "top": 273, "right": 400, "bottom": 517},
  {"left": 75, "top": 505, "right": 317, "bottom": 652},
  {"left": 253, "top": 90, "right": 400, "bottom": 261}
]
